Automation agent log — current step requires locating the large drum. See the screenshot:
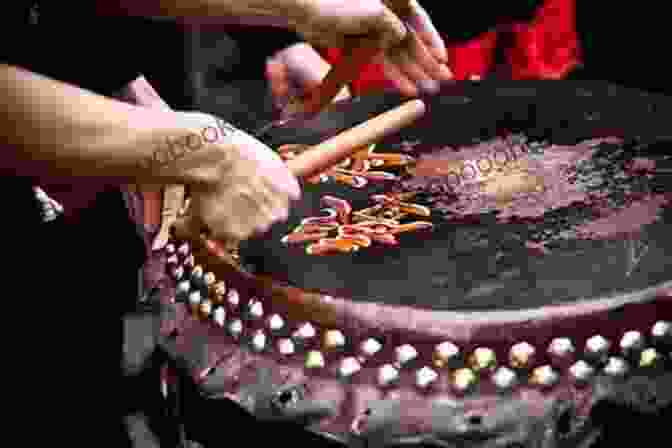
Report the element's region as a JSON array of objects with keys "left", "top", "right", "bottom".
[{"left": 152, "top": 81, "right": 672, "bottom": 448}]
